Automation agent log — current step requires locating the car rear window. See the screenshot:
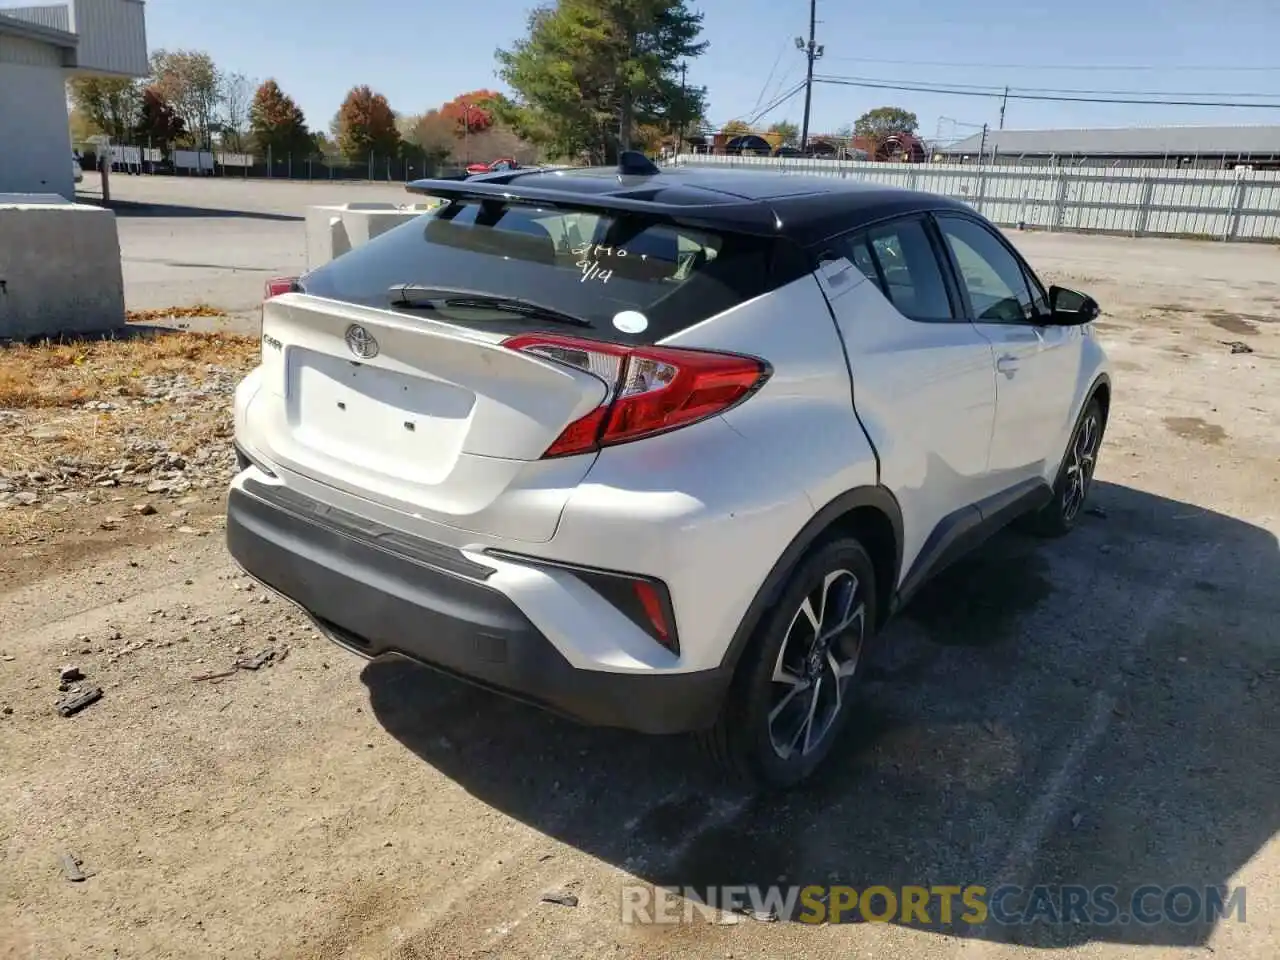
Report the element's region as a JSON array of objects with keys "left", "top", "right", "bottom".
[{"left": 300, "top": 198, "right": 785, "bottom": 344}]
